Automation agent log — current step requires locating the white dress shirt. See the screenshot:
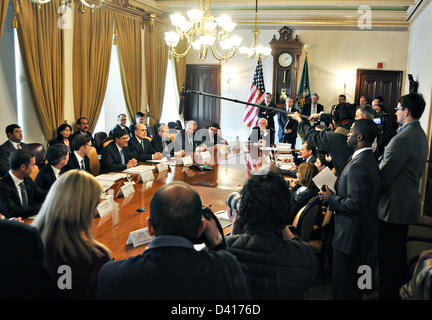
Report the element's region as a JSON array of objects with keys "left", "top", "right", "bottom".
[
  {"left": 9, "top": 170, "right": 24, "bottom": 205},
  {"left": 51, "top": 165, "right": 61, "bottom": 179},
  {"left": 74, "top": 151, "right": 85, "bottom": 170}
]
